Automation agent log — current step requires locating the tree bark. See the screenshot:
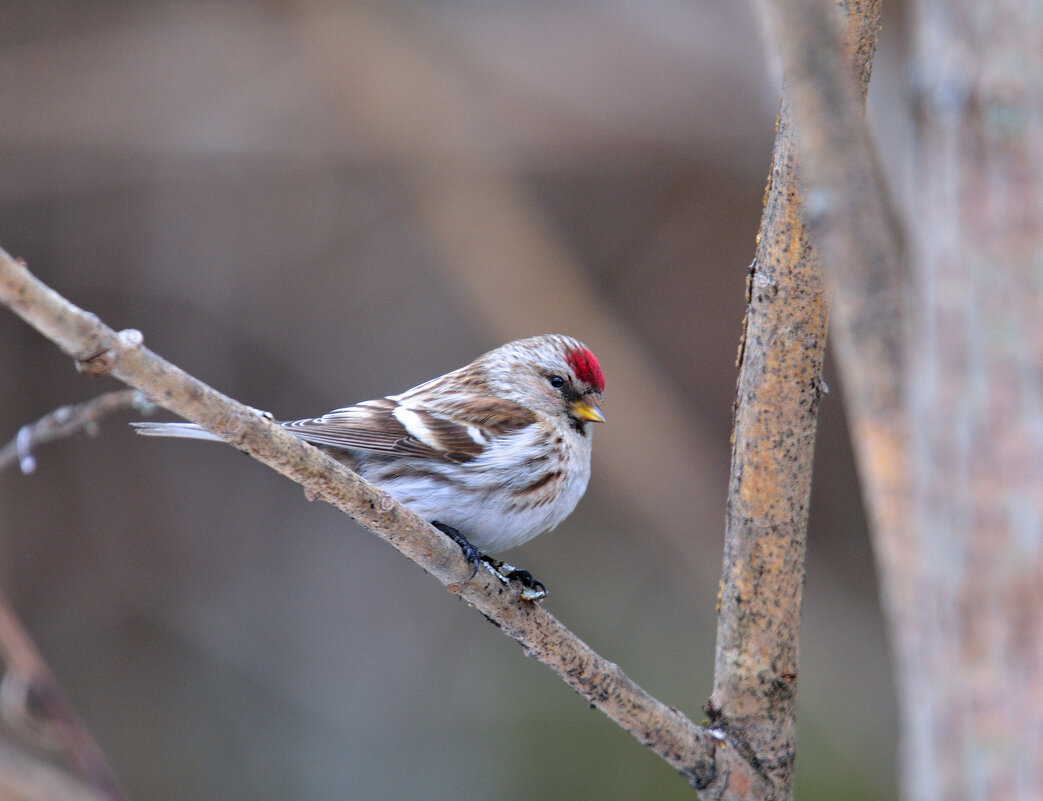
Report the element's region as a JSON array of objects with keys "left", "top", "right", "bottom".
[
  {"left": 760, "top": 0, "right": 1043, "bottom": 798},
  {"left": 707, "top": 2, "right": 884, "bottom": 797},
  {"left": 706, "top": 98, "right": 827, "bottom": 798},
  {"left": 901, "top": 0, "right": 1043, "bottom": 797}
]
